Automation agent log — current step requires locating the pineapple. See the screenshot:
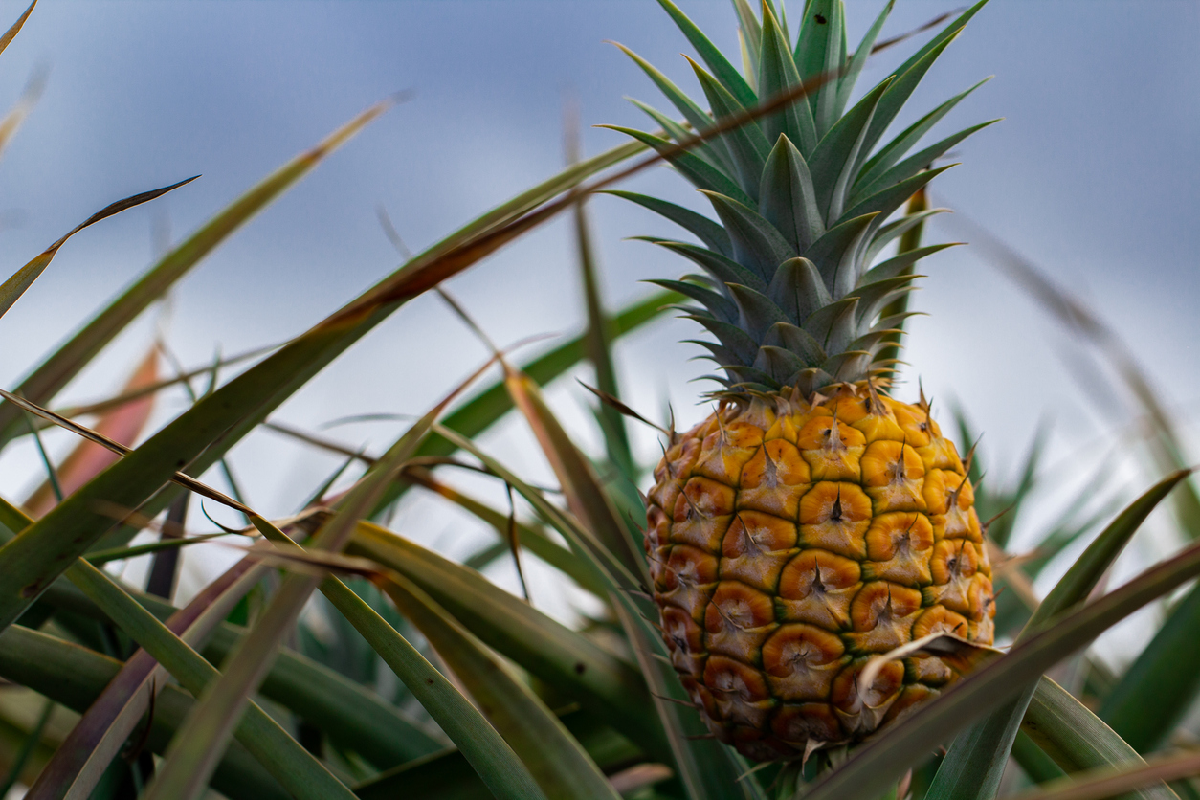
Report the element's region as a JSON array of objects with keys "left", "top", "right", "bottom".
[{"left": 610, "top": 0, "right": 996, "bottom": 761}]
